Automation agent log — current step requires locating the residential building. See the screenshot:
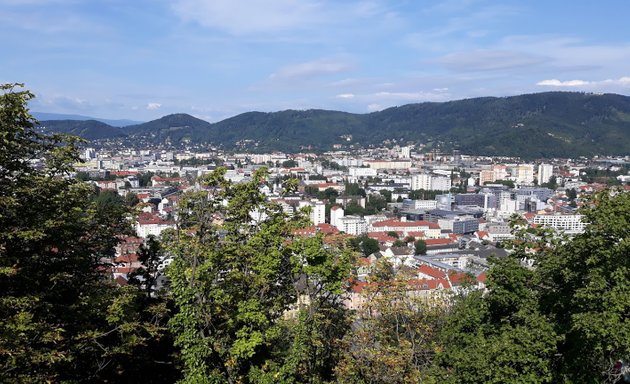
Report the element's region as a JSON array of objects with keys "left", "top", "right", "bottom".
[
  {"left": 533, "top": 214, "right": 586, "bottom": 235},
  {"left": 538, "top": 163, "right": 554, "bottom": 185}
]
